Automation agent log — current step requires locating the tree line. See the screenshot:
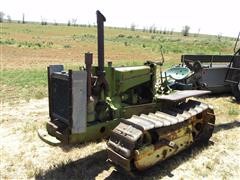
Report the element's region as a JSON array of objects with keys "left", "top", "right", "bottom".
[{"left": 0, "top": 11, "right": 193, "bottom": 36}]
